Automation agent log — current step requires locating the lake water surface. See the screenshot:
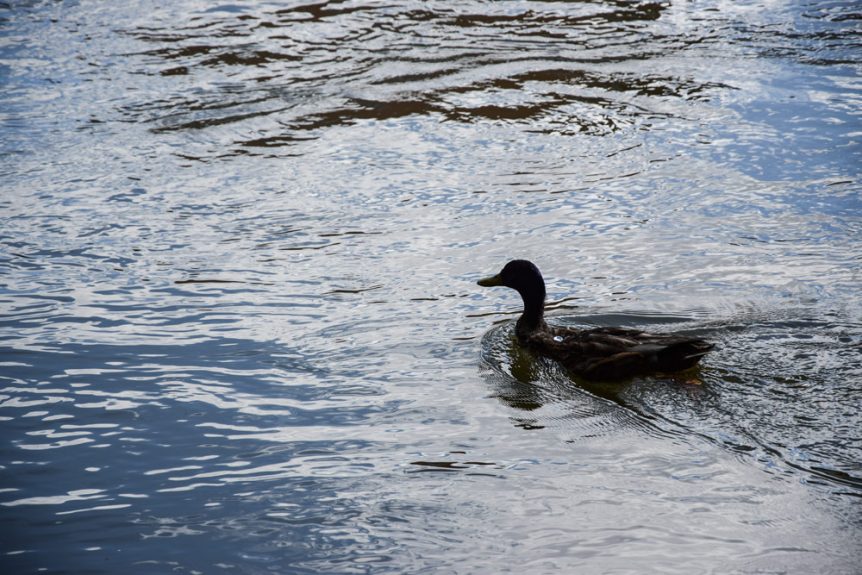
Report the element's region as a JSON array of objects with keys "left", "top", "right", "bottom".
[{"left": 1, "top": 1, "right": 861, "bottom": 573}]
